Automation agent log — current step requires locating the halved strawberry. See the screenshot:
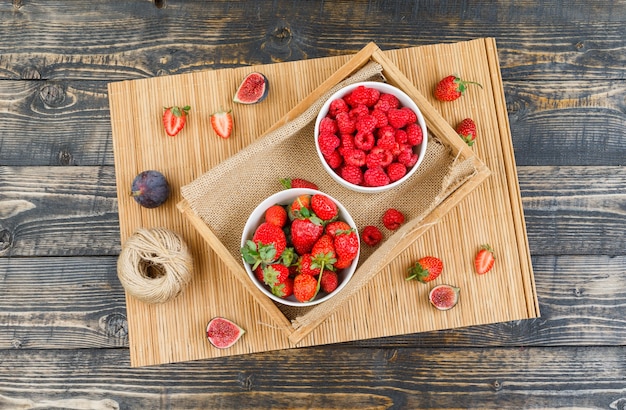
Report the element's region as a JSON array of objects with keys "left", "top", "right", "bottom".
[
  {"left": 163, "top": 105, "right": 190, "bottom": 137},
  {"left": 211, "top": 109, "right": 233, "bottom": 139},
  {"left": 474, "top": 244, "right": 495, "bottom": 274}
]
